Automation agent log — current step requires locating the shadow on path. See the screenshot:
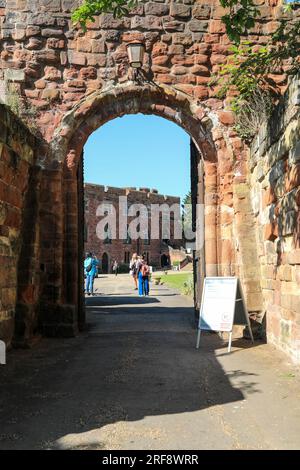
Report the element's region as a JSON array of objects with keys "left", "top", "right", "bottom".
[
  {"left": 0, "top": 296, "right": 261, "bottom": 450},
  {"left": 85, "top": 295, "right": 160, "bottom": 307}
]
